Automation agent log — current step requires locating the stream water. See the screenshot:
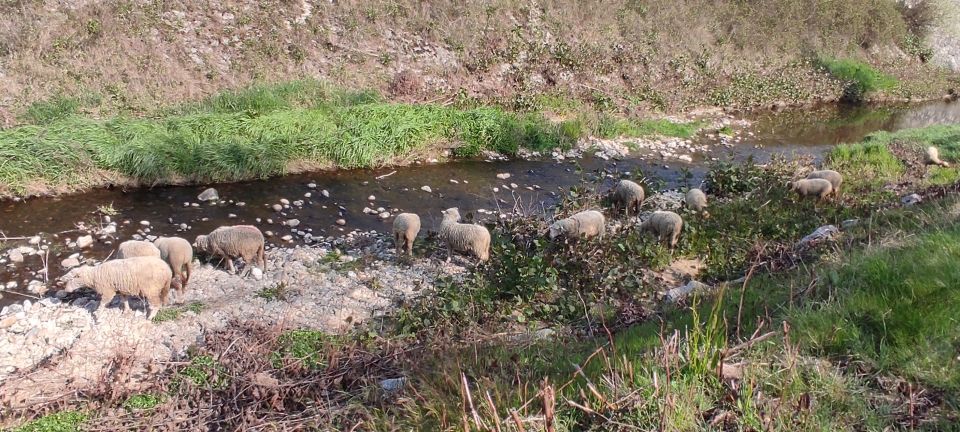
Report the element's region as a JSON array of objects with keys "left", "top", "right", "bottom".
[{"left": 1, "top": 100, "right": 959, "bottom": 306}]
